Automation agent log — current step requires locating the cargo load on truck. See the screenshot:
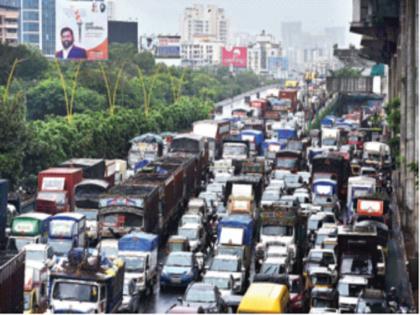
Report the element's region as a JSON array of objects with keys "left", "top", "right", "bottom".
[
  {"left": 127, "top": 133, "right": 164, "bottom": 172},
  {"left": 60, "top": 158, "right": 106, "bottom": 180},
  {"left": 193, "top": 119, "right": 230, "bottom": 160}
]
